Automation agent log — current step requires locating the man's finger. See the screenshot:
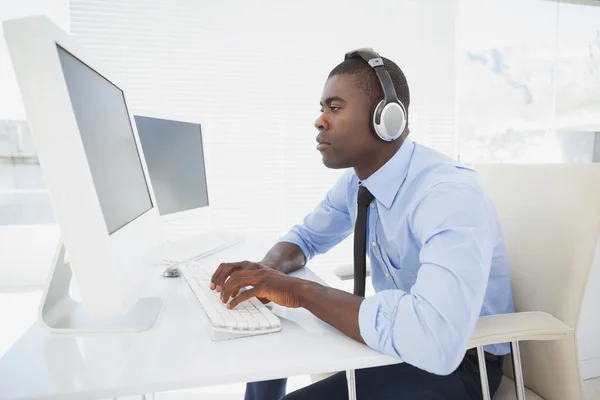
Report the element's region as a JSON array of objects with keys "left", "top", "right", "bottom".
[
  {"left": 220, "top": 273, "right": 263, "bottom": 303},
  {"left": 210, "top": 262, "right": 233, "bottom": 288},
  {"left": 228, "top": 287, "right": 261, "bottom": 309},
  {"left": 210, "top": 263, "right": 228, "bottom": 289},
  {"left": 212, "top": 263, "right": 242, "bottom": 291}
]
